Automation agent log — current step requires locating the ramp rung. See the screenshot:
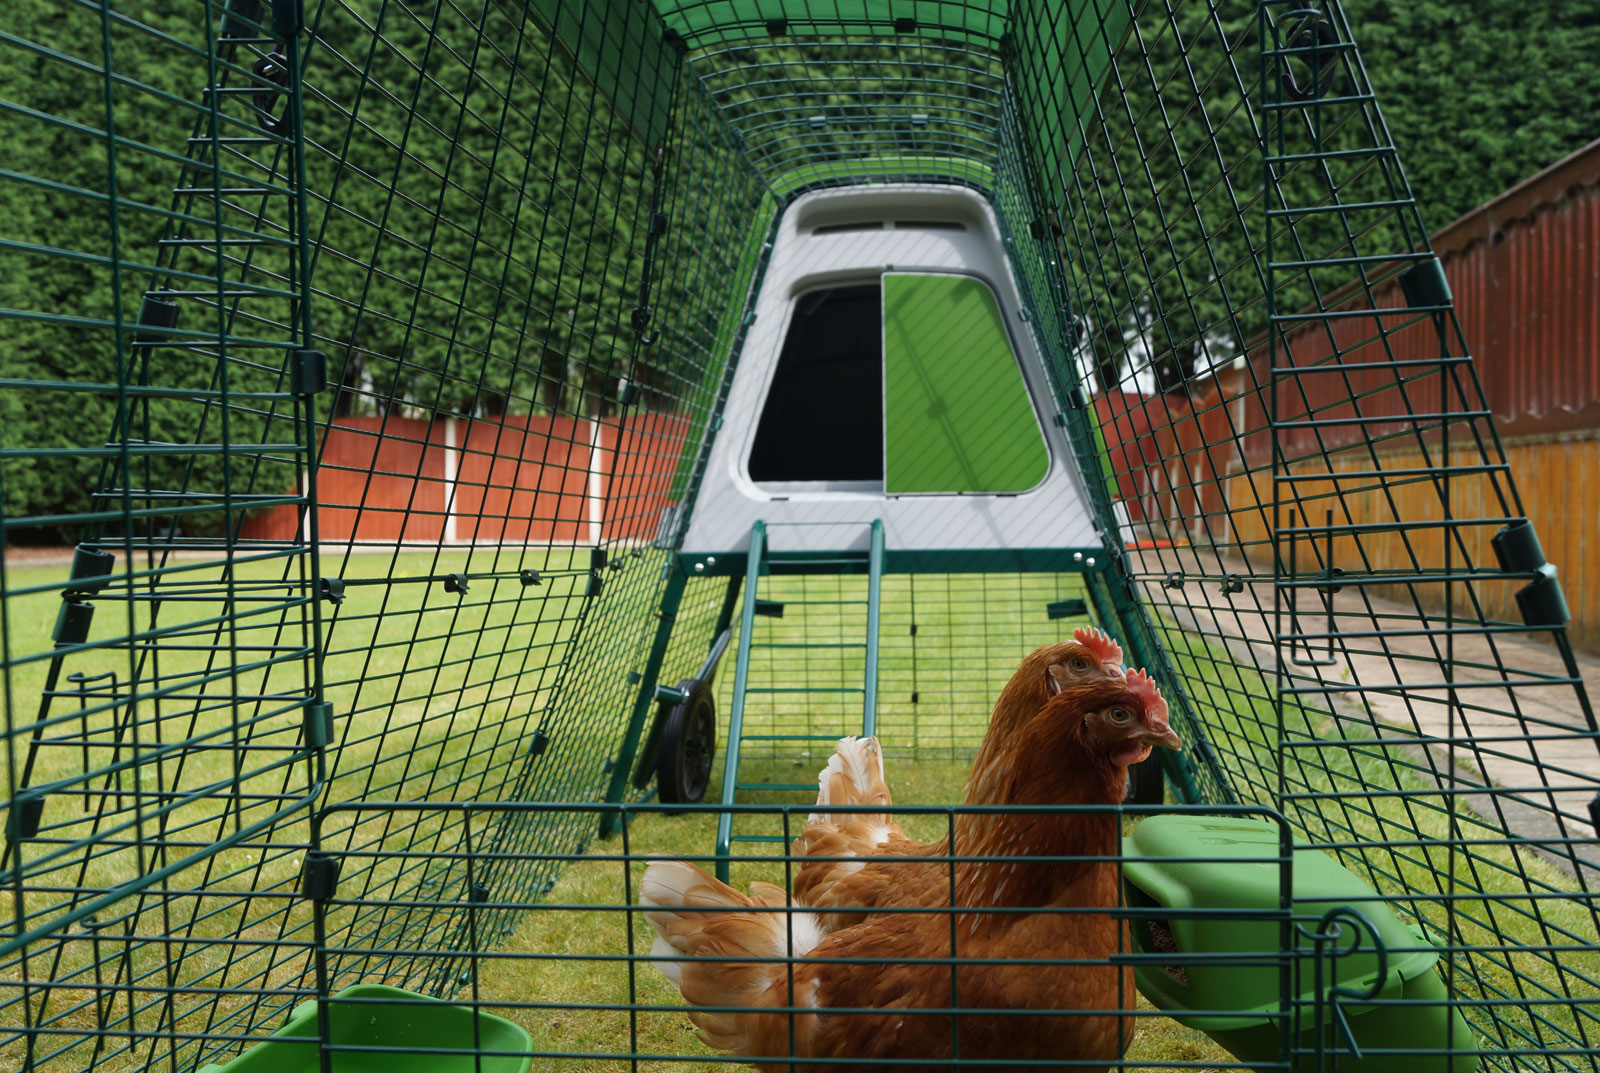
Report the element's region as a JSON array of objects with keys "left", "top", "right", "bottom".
[
  {"left": 740, "top": 733, "right": 848, "bottom": 741},
  {"left": 745, "top": 686, "right": 864, "bottom": 695},
  {"left": 729, "top": 835, "right": 790, "bottom": 844},
  {"left": 735, "top": 783, "right": 816, "bottom": 792}
]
